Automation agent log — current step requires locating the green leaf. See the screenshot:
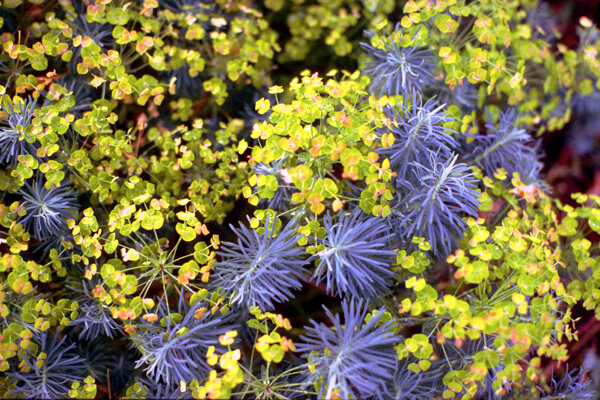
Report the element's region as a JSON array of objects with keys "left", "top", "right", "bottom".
[
  {"left": 435, "top": 14, "right": 459, "bottom": 33},
  {"left": 474, "top": 350, "right": 500, "bottom": 369},
  {"left": 107, "top": 7, "right": 130, "bottom": 25},
  {"left": 176, "top": 223, "right": 196, "bottom": 242},
  {"left": 464, "top": 260, "right": 489, "bottom": 284}
]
